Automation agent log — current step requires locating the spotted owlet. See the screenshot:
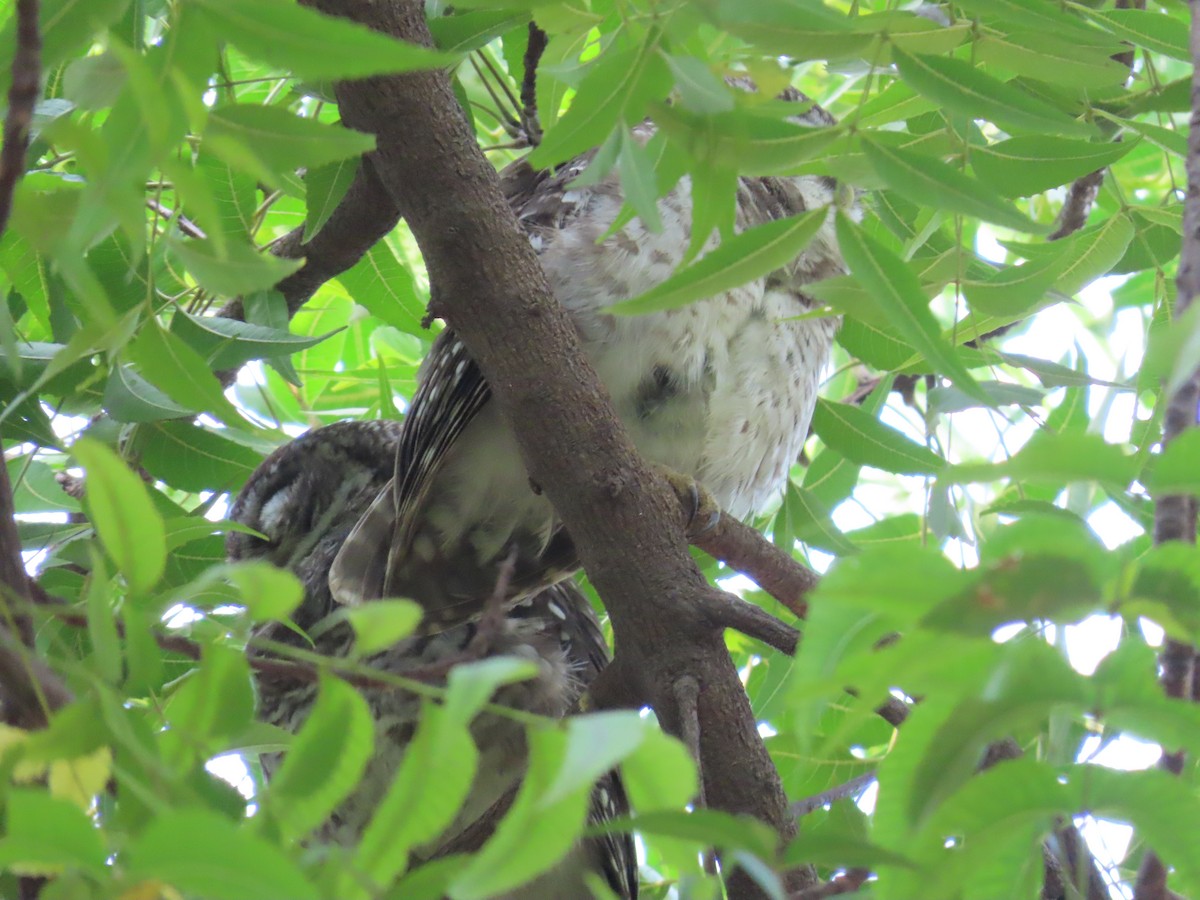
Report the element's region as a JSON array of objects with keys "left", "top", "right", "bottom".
[
  {"left": 228, "top": 420, "right": 637, "bottom": 898},
  {"left": 330, "top": 87, "right": 844, "bottom": 624}
]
